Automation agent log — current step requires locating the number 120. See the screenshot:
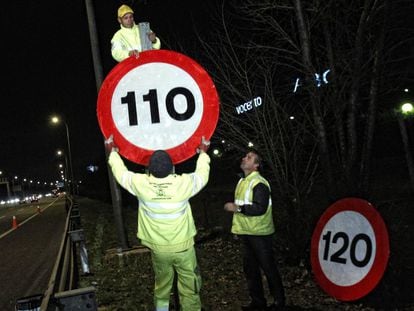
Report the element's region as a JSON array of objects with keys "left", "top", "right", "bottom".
[{"left": 322, "top": 230, "right": 372, "bottom": 268}]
